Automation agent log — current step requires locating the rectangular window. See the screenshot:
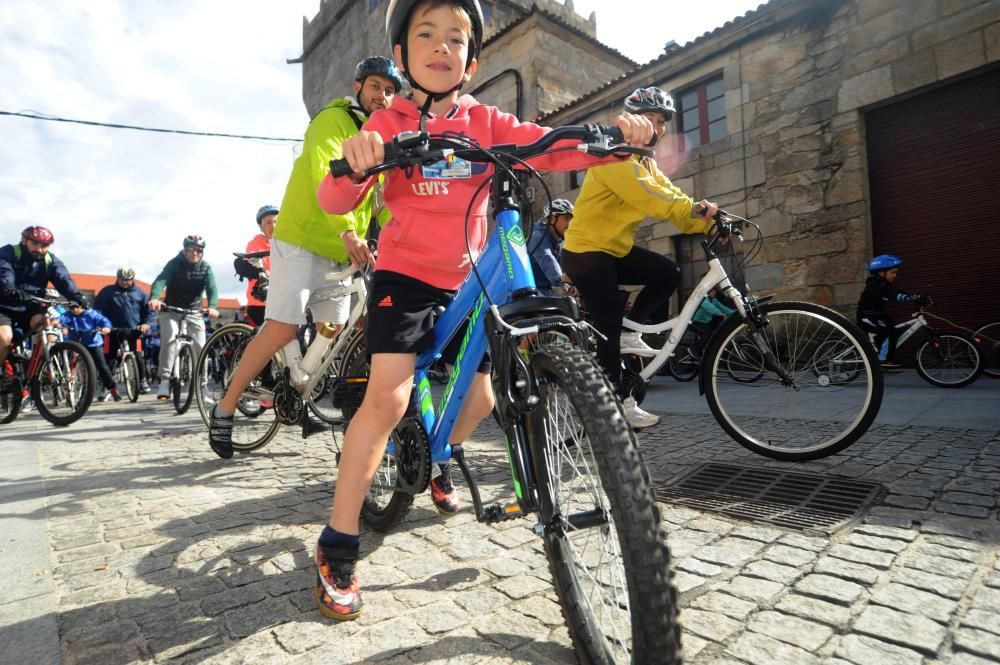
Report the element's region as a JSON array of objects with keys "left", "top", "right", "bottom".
[
  {"left": 677, "top": 75, "right": 726, "bottom": 150},
  {"left": 570, "top": 169, "right": 585, "bottom": 190}
]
